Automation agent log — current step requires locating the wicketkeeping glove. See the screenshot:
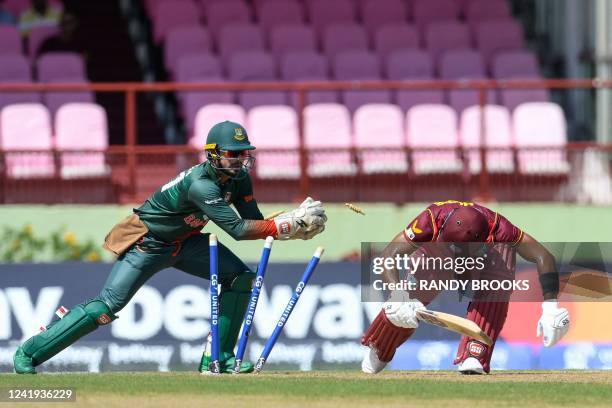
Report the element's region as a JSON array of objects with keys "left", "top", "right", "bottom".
[
  {"left": 273, "top": 197, "right": 327, "bottom": 240},
  {"left": 536, "top": 300, "right": 570, "bottom": 347}
]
